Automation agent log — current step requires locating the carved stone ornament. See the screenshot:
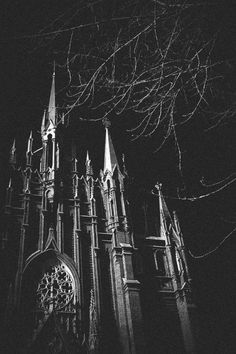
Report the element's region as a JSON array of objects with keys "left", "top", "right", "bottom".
[{"left": 36, "top": 264, "right": 74, "bottom": 312}]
